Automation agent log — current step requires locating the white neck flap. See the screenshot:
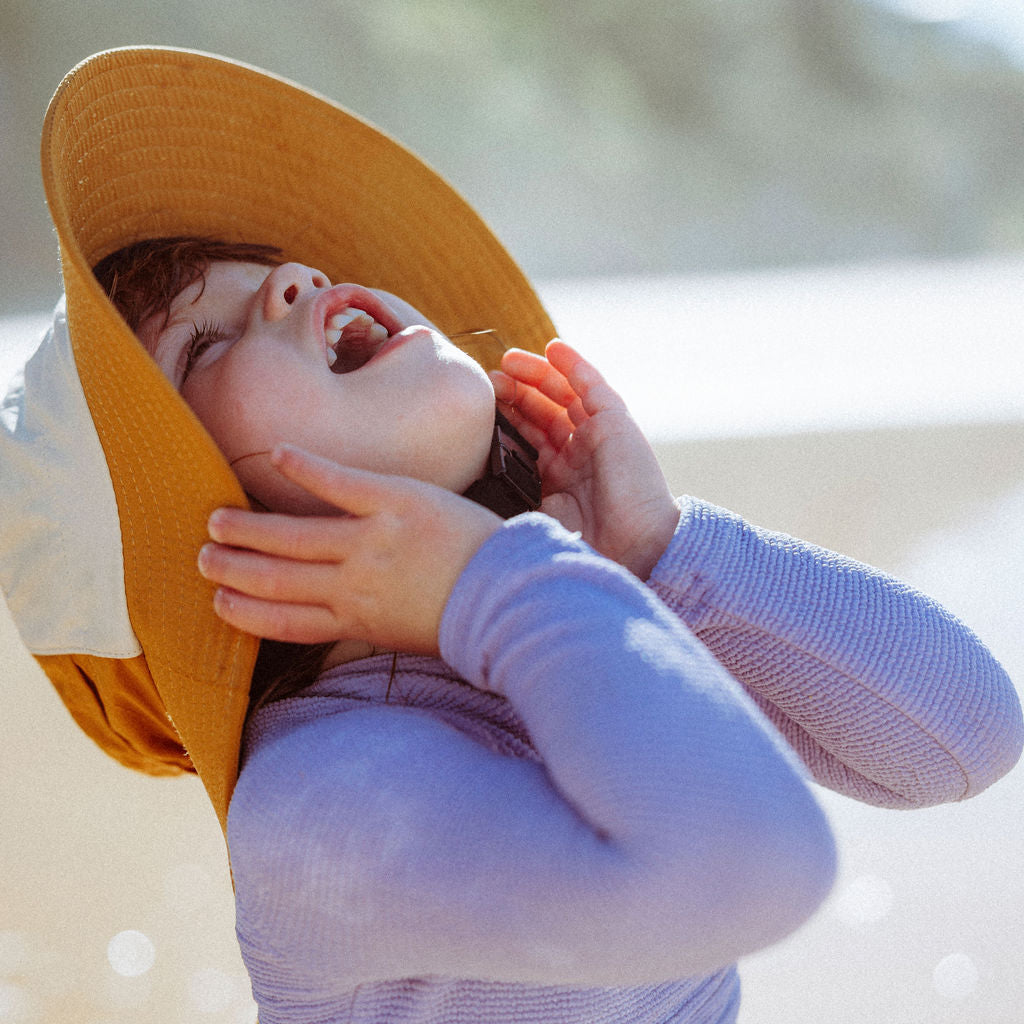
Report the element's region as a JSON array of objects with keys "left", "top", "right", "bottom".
[{"left": 0, "top": 298, "right": 142, "bottom": 657}]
